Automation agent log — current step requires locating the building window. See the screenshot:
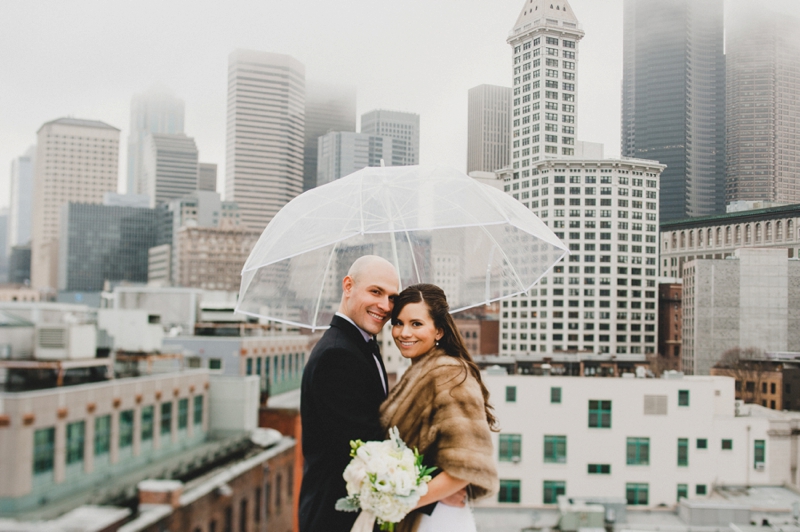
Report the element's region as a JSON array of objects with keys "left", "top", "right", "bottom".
[
  {"left": 696, "top": 438, "right": 707, "bottom": 449},
  {"left": 499, "top": 434, "right": 522, "bottom": 462},
  {"left": 66, "top": 421, "right": 85, "bottom": 465},
  {"left": 696, "top": 484, "right": 707, "bottom": 496},
  {"left": 754, "top": 440, "right": 765, "bottom": 467},
  {"left": 33, "top": 427, "right": 56, "bottom": 475},
  {"left": 161, "top": 403, "right": 172, "bottom": 436},
  {"left": 499, "top": 479, "right": 521, "bottom": 503},
  {"left": 551, "top": 387, "right": 562, "bottom": 403},
  {"left": 95, "top": 415, "right": 111, "bottom": 456},
  {"left": 178, "top": 398, "right": 189, "bottom": 430},
  {"left": 194, "top": 395, "right": 204, "bottom": 425},
  {"left": 678, "top": 438, "right": 688, "bottom": 466},
  {"left": 721, "top": 439, "right": 733, "bottom": 450},
  {"left": 506, "top": 386, "right": 517, "bottom": 403},
  {"left": 588, "top": 464, "right": 611, "bottom": 474},
  {"left": 677, "top": 484, "right": 688, "bottom": 501},
  {"left": 209, "top": 358, "right": 222, "bottom": 370},
  {"left": 588, "top": 400, "right": 611, "bottom": 428},
  {"left": 543, "top": 480, "right": 566, "bottom": 504},
  {"left": 120, "top": 410, "right": 134, "bottom": 449},
  {"left": 141, "top": 405, "right": 154, "bottom": 441},
  {"left": 678, "top": 390, "right": 689, "bottom": 406},
  {"left": 626, "top": 437, "right": 649, "bottom": 465},
  {"left": 626, "top": 483, "right": 648, "bottom": 506},
  {"left": 544, "top": 435, "right": 567, "bottom": 463}
]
